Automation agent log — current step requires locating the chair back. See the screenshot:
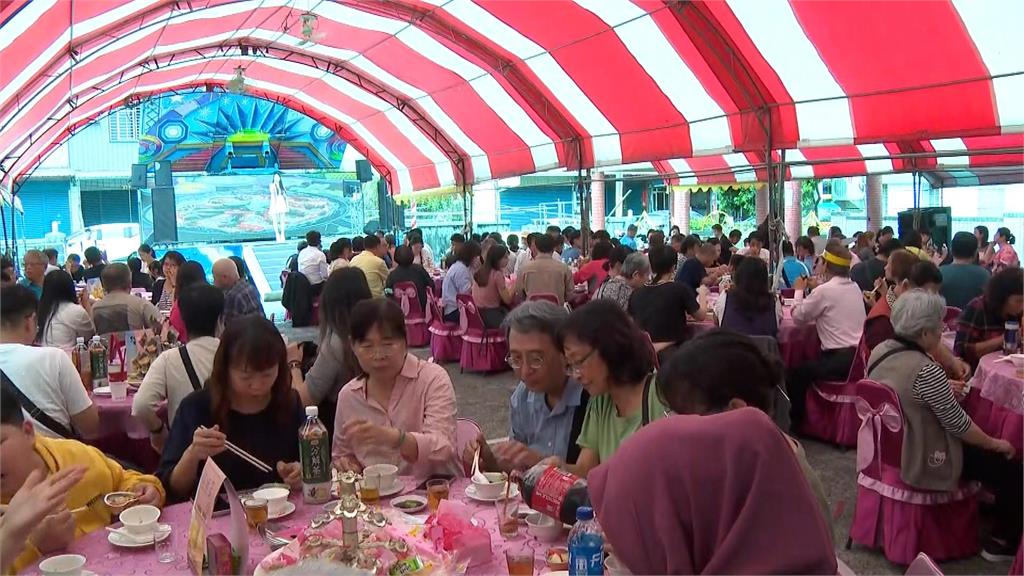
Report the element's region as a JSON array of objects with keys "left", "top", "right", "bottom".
[
  {"left": 528, "top": 293, "right": 559, "bottom": 304},
  {"left": 846, "top": 337, "right": 870, "bottom": 383},
  {"left": 392, "top": 281, "right": 425, "bottom": 319},
  {"left": 641, "top": 331, "right": 659, "bottom": 369},
  {"left": 780, "top": 287, "right": 796, "bottom": 299},
  {"left": 456, "top": 294, "right": 487, "bottom": 333},
  {"left": 853, "top": 379, "right": 905, "bottom": 480},
  {"left": 456, "top": 418, "right": 483, "bottom": 477},
  {"left": 749, "top": 335, "right": 791, "bottom": 431},
  {"left": 943, "top": 306, "right": 962, "bottom": 332},
  {"left": 904, "top": 552, "right": 943, "bottom": 576},
  {"left": 427, "top": 290, "right": 452, "bottom": 327}
]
